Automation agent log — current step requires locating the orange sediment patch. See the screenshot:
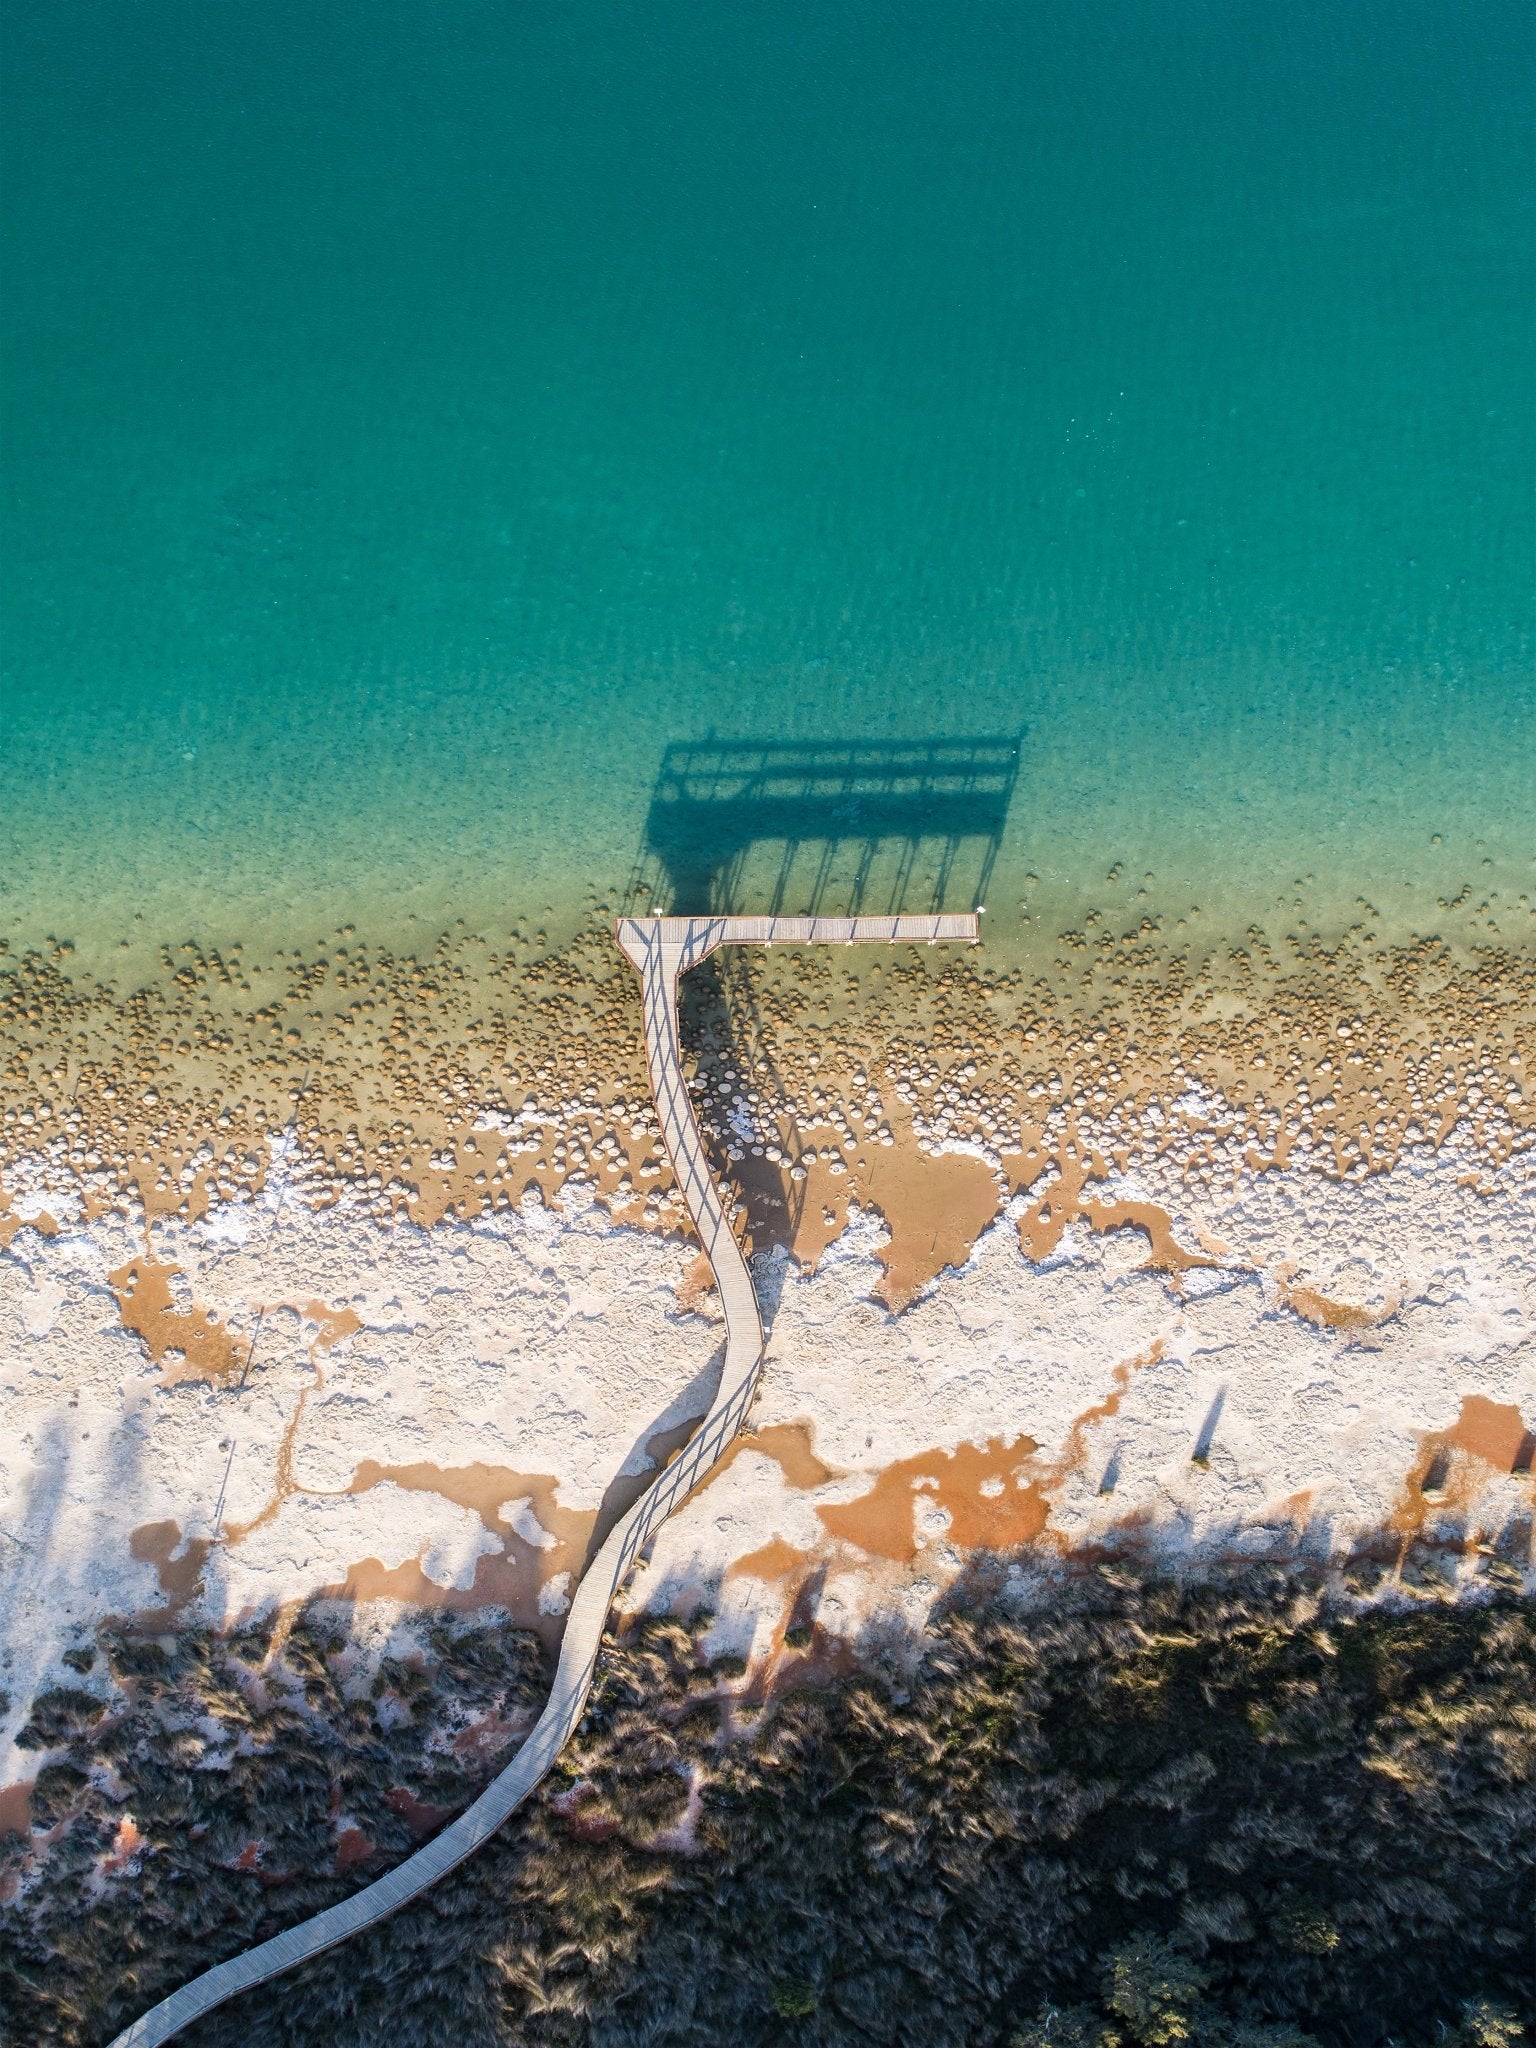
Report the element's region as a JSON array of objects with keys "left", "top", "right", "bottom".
[
  {"left": 221, "top": 1296, "right": 357, "bottom": 1542},
  {"left": 1272, "top": 1260, "right": 1400, "bottom": 1332},
  {"left": 345, "top": 1458, "right": 590, "bottom": 1553},
  {"left": 1004, "top": 1124, "right": 1213, "bottom": 1273},
  {"left": 1081, "top": 1198, "right": 1222, "bottom": 1274},
  {"left": 860, "top": 1124, "right": 1005, "bottom": 1307},
  {"left": 1444, "top": 1393, "right": 1536, "bottom": 1472},
  {"left": 387, "top": 1129, "right": 553, "bottom": 1230},
  {"left": 736, "top": 1111, "right": 1004, "bottom": 1310},
  {"left": 213, "top": 1296, "right": 361, "bottom": 1544},
  {"left": 1004, "top": 1124, "right": 1105, "bottom": 1262},
  {"left": 334, "top": 1825, "right": 374, "bottom": 1872},
  {"left": 713, "top": 1347, "right": 1167, "bottom": 1580},
  {"left": 817, "top": 1435, "right": 1046, "bottom": 1562},
  {"left": 1050, "top": 1340, "right": 1166, "bottom": 1476},
  {"left": 300, "top": 1300, "right": 363, "bottom": 1350},
  {"left": 313, "top": 1460, "right": 597, "bottom": 1640},
  {"left": 0, "top": 1180, "right": 58, "bottom": 1249},
  {"left": 729, "top": 1535, "right": 813, "bottom": 1582},
  {"left": 109, "top": 1253, "right": 248, "bottom": 1386},
  {"left": 809, "top": 1349, "right": 1161, "bottom": 1565},
  {"left": 130, "top": 1519, "right": 213, "bottom": 1614},
  {"left": 135, "top": 1156, "right": 217, "bottom": 1226},
  {"left": 713, "top": 1420, "right": 835, "bottom": 1492},
  {"left": 1266, "top": 1489, "right": 1316, "bottom": 1535},
  {"left": 1384, "top": 1394, "right": 1535, "bottom": 1550},
  {"left": 0, "top": 1779, "right": 35, "bottom": 1839},
  {"left": 317, "top": 1548, "right": 567, "bottom": 1641},
  {"left": 100, "top": 1813, "right": 144, "bottom": 1877}
]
